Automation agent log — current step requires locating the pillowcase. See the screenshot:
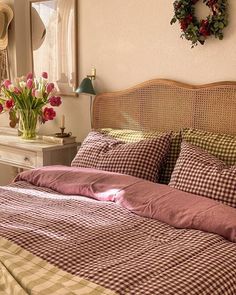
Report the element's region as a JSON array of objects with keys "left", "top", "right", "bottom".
[
  {"left": 99, "top": 128, "right": 182, "bottom": 184},
  {"left": 182, "top": 128, "right": 236, "bottom": 166},
  {"left": 169, "top": 142, "right": 236, "bottom": 208},
  {"left": 71, "top": 131, "right": 171, "bottom": 182}
]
